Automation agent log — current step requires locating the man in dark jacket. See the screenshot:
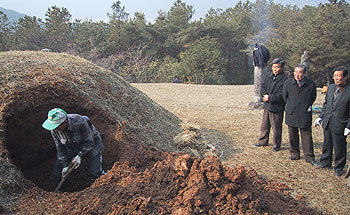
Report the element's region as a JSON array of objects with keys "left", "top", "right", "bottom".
[
  {"left": 314, "top": 66, "right": 350, "bottom": 176},
  {"left": 255, "top": 58, "right": 288, "bottom": 151},
  {"left": 282, "top": 64, "right": 317, "bottom": 165},
  {"left": 42, "top": 108, "right": 105, "bottom": 189},
  {"left": 253, "top": 43, "right": 270, "bottom": 68}
]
